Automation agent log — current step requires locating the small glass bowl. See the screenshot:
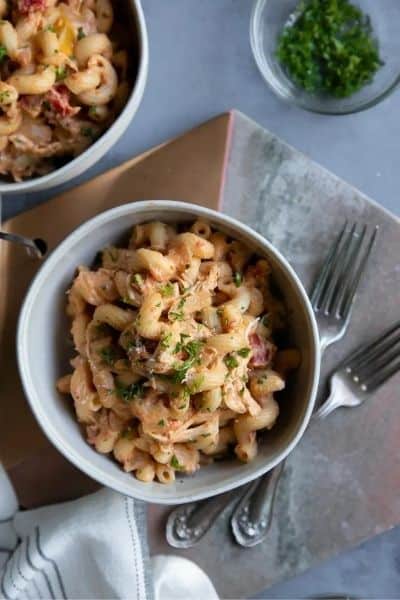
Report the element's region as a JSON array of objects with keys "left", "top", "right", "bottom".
[{"left": 250, "top": 0, "right": 400, "bottom": 114}]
